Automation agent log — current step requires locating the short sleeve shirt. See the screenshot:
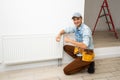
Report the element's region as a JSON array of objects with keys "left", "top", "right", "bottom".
[{"left": 64, "top": 23, "right": 94, "bottom": 49}]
